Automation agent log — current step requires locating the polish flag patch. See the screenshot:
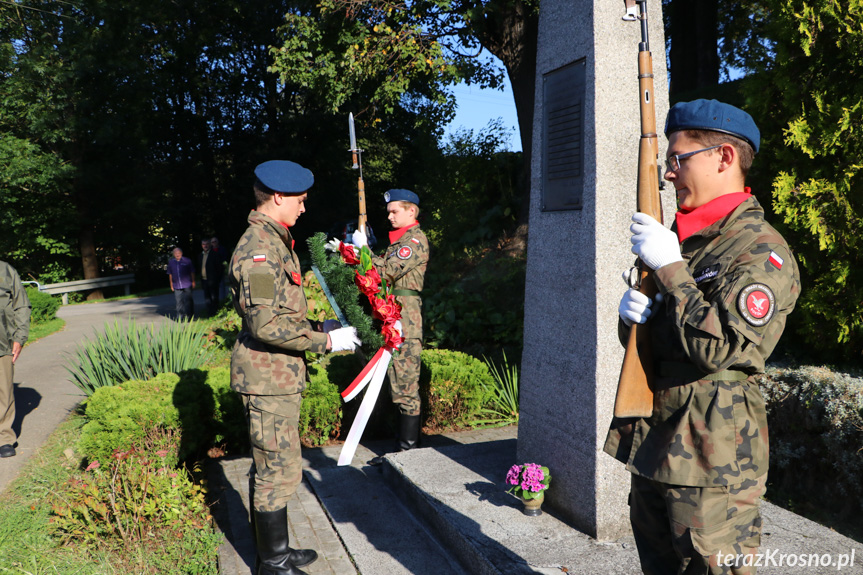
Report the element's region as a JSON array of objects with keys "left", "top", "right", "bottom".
[
  {"left": 252, "top": 254, "right": 266, "bottom": 262},
  {"left": 768, "top": 251, "right": 784, "bottom": 270},
  {"left": 411, "top": 238, "right": 420, "bottom": 244}
]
